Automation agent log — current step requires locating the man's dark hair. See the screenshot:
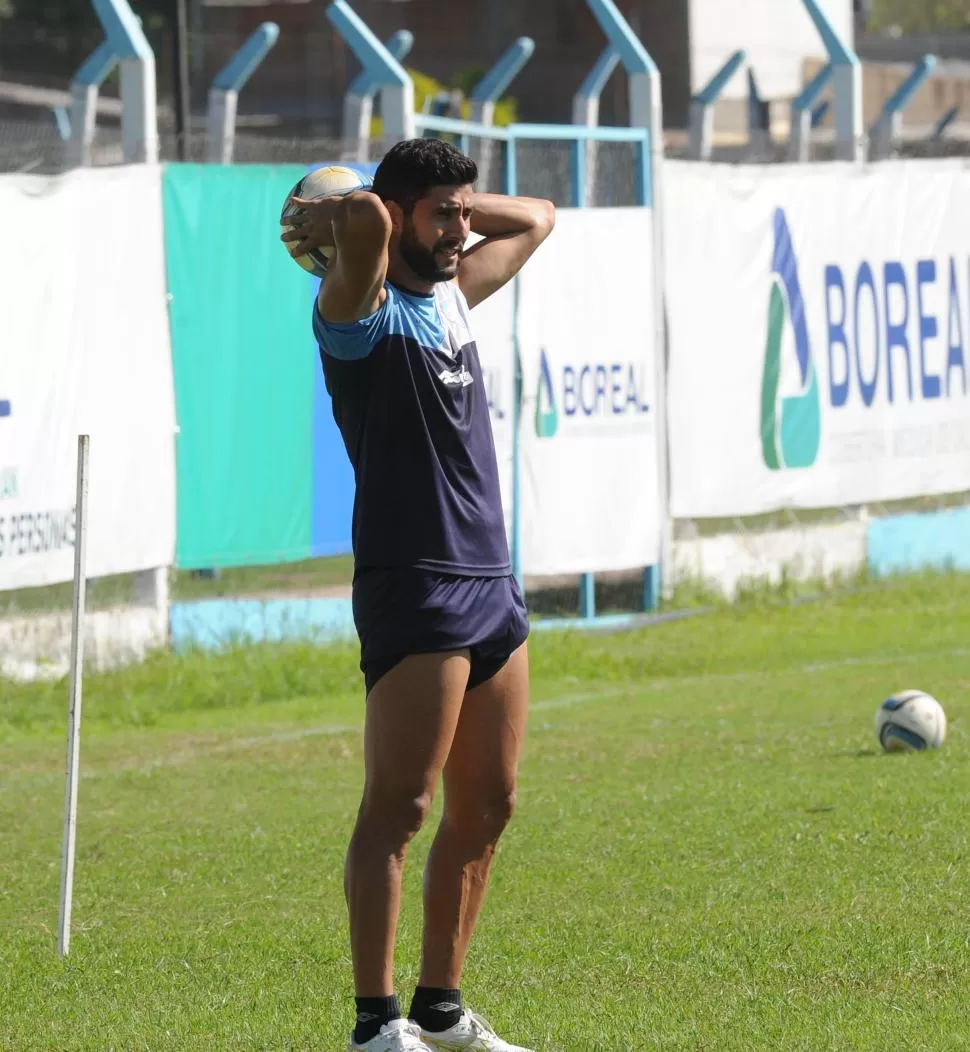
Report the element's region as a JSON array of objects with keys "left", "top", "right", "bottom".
[{"left": 372, "top": 138, "right": 478, "bottom": 213}]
